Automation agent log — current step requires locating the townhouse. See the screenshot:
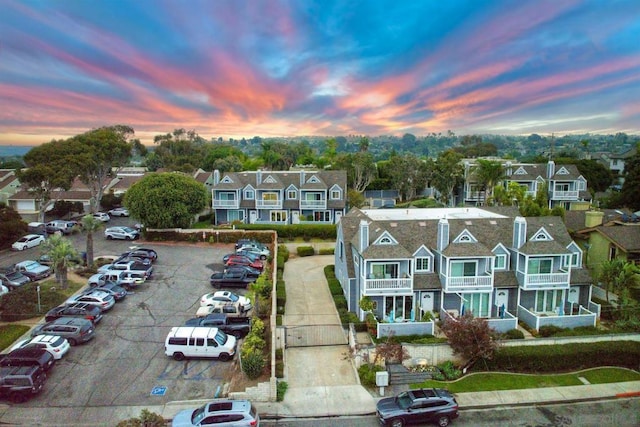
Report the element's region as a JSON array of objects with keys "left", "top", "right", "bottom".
[
  {"left": 462, "top": 159, "right": 591, "bottom": 210},
  {"left": 334, "top": 207, "right": 599, "bottom": 335},
  {"left": 211, "top": 169, "right": 347, "bottom": 225}
]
